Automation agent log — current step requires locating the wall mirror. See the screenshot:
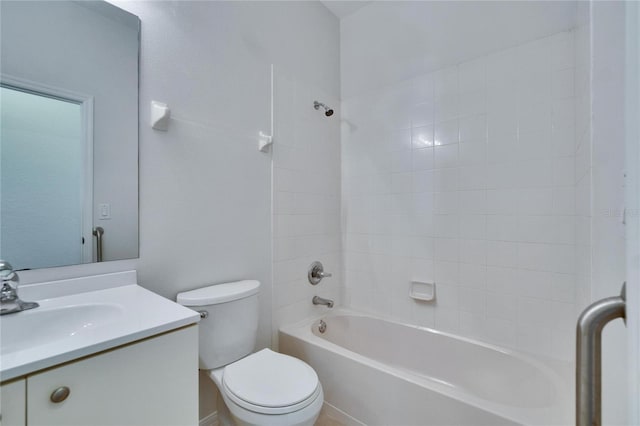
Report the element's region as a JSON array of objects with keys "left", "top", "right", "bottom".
[{"left": 0, "top": 1, "right": 140, "bottom": 270}]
